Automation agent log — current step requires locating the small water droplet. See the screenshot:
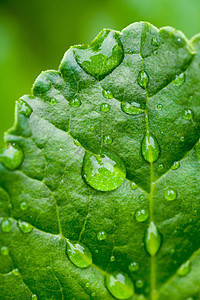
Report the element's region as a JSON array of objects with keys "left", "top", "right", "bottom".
[
  {"left": 74, "top": 139, "right": 81, "bottom": 147},
  {"left": 158, "top": 164, "right": 164, "bottom": 170},
  {"left": 31, "top": 295, "right": 37, "bottom": 300},
  {"left": 97, "top": 231, "right": 107, "bottom": 241},
  {"left": 8, "top": 203, "right": 12, "bottom": 209},
  {"left": 137, "top": 295, "right": 146, "bottom": 300},
  {"left": 95, "top": 249, "right": 99, "bottom": 254},
  {"left": 128, "top": 262, "right": 139, "bottom": 272},
  {"left": 66, "top": 241, "right": 92, "bottom": 268},
  {"left": 102, "top": 89, "right": 113, "bottom": 99},
  {"left": 50, "top": 98, "right": 57, "bottom": 106},
  {"left": 142, "top": 133, "right": 160, "bottom": 163},
  {"left": 13, "top": 269, "right": 20, "bottom": 276},
  {"left": 69, "top": 98, "right": 81, "bottom": 107},
  {"left": 85, "top": 282, "right": 90, "bottom": 288},
  {"left": 105, "top": 272, "right": 134, "bottom": 300},
  {"left": 135, "top": 209, "right": 149, "bottom": 222},
  {"left": 0, "top": 143, "right": 23, "bottom": 170},
  {"left": 130, "top": 182, "right": 137, "bottom": 190},
  {"left": 17, "top": 99, "right": 32, "bottom": 117},
  {"left": 17, "top": 220, "right": 33, "bottom": 233},
  {"left": 110, "top": 255, "right": 115, "bottom": 262},
  {"left": 82, "top": 151, "right": 126, "bottom": 192},
  {"left": 182, "top": 108, "right": 193, "bottom": 120},
  {"left": 104, "top": 135, "right": 113, "bottom": 145},
  {"left": 1, "top": 246, "right": 9, "bottom": 255},
  {"left": 1, "top": 218, "right": 12, "bottom": 232},
  {"left": 145, "top": 221, "right": 161, "bottom": 256},
  {"left": 91, "top": 292, "right": 96, "bottom": 297},
  {"left": 100, "top": 103, "right": 110, "bottom": 112},
  {"left": 138, "top": 71, "right": 149, "bottom": 89},
  {"left": 173, "top": 73, "right": 185, "bottom": 87},
  {"left": 177, "top": 260, "right": 191, "bottom": 277},
  {"left": 20, "top": 202, "right": 28, "bottom": 211},
  {"left": 180, "top": 136, "right": 185, "bottom": 142},
  {"left": 157, "top": 104, "right": 163, "bottom": 110},
  {"left": 164, "top": 188, "right": 177, "bottom": 201},
  {"left": 171, "top": 161, "right": 180, "bottom": 170},
  {"left": 136, "top": 280, "right": 144, "bottom": 288},
  {"left": 139, "top": 195, "right": 145, "bottom": 201},
  {"left": 121, "top": 102, "right": 144, "bottom": 115}
]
